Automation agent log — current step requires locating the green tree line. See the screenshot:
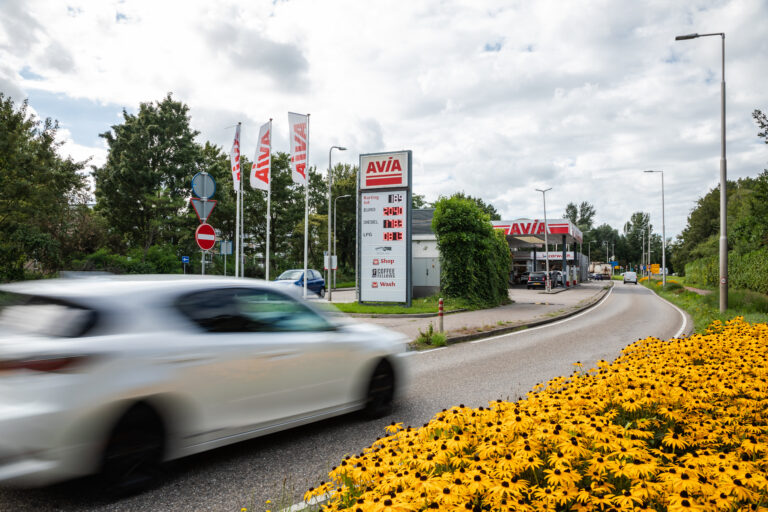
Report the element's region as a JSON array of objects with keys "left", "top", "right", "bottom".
[{"left": 0, "top": 93, "right": 362, "bottom": 281}]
